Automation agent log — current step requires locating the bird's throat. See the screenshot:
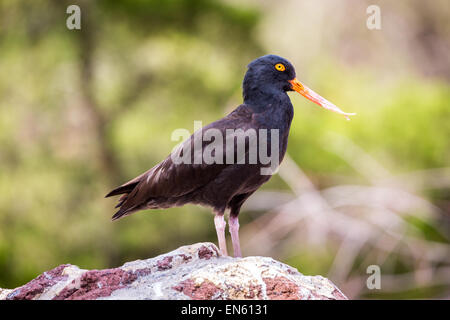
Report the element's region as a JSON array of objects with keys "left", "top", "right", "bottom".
[{"left": 243, "top": 87, "right": 291, "bottom": 113}]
